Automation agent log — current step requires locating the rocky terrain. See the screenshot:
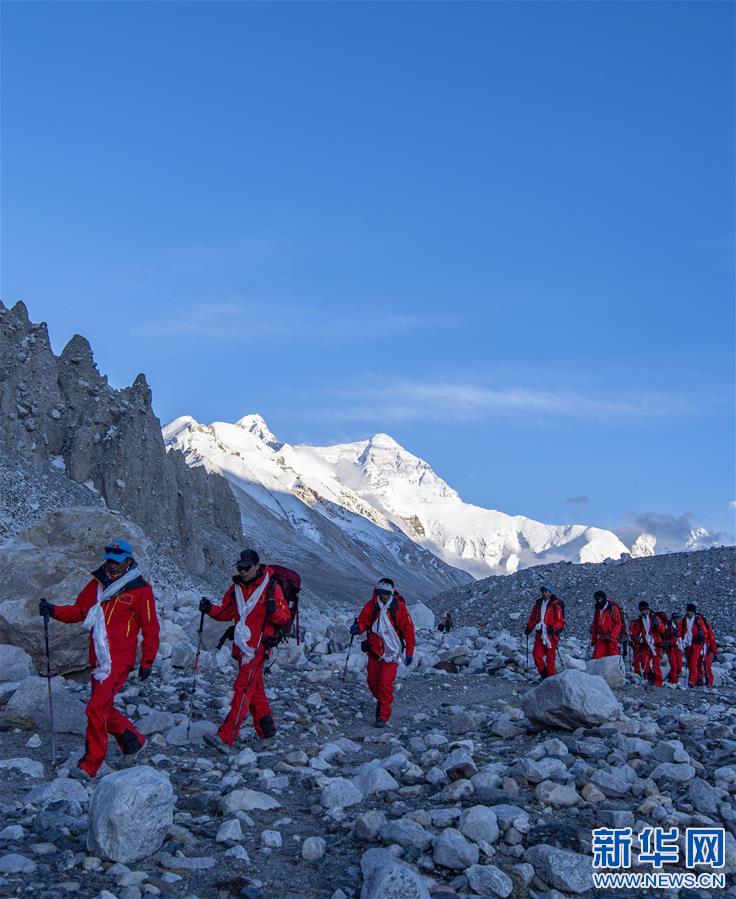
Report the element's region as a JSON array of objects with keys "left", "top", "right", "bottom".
[
  {"left": 432, "top": 546, "right": 736, "bottom": 645},
  {"left": 0, "top": 301, "right": 242, "bottom": 581},
  {"left": 0, "top": 590, "right": 734, "bottom": 899}
]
